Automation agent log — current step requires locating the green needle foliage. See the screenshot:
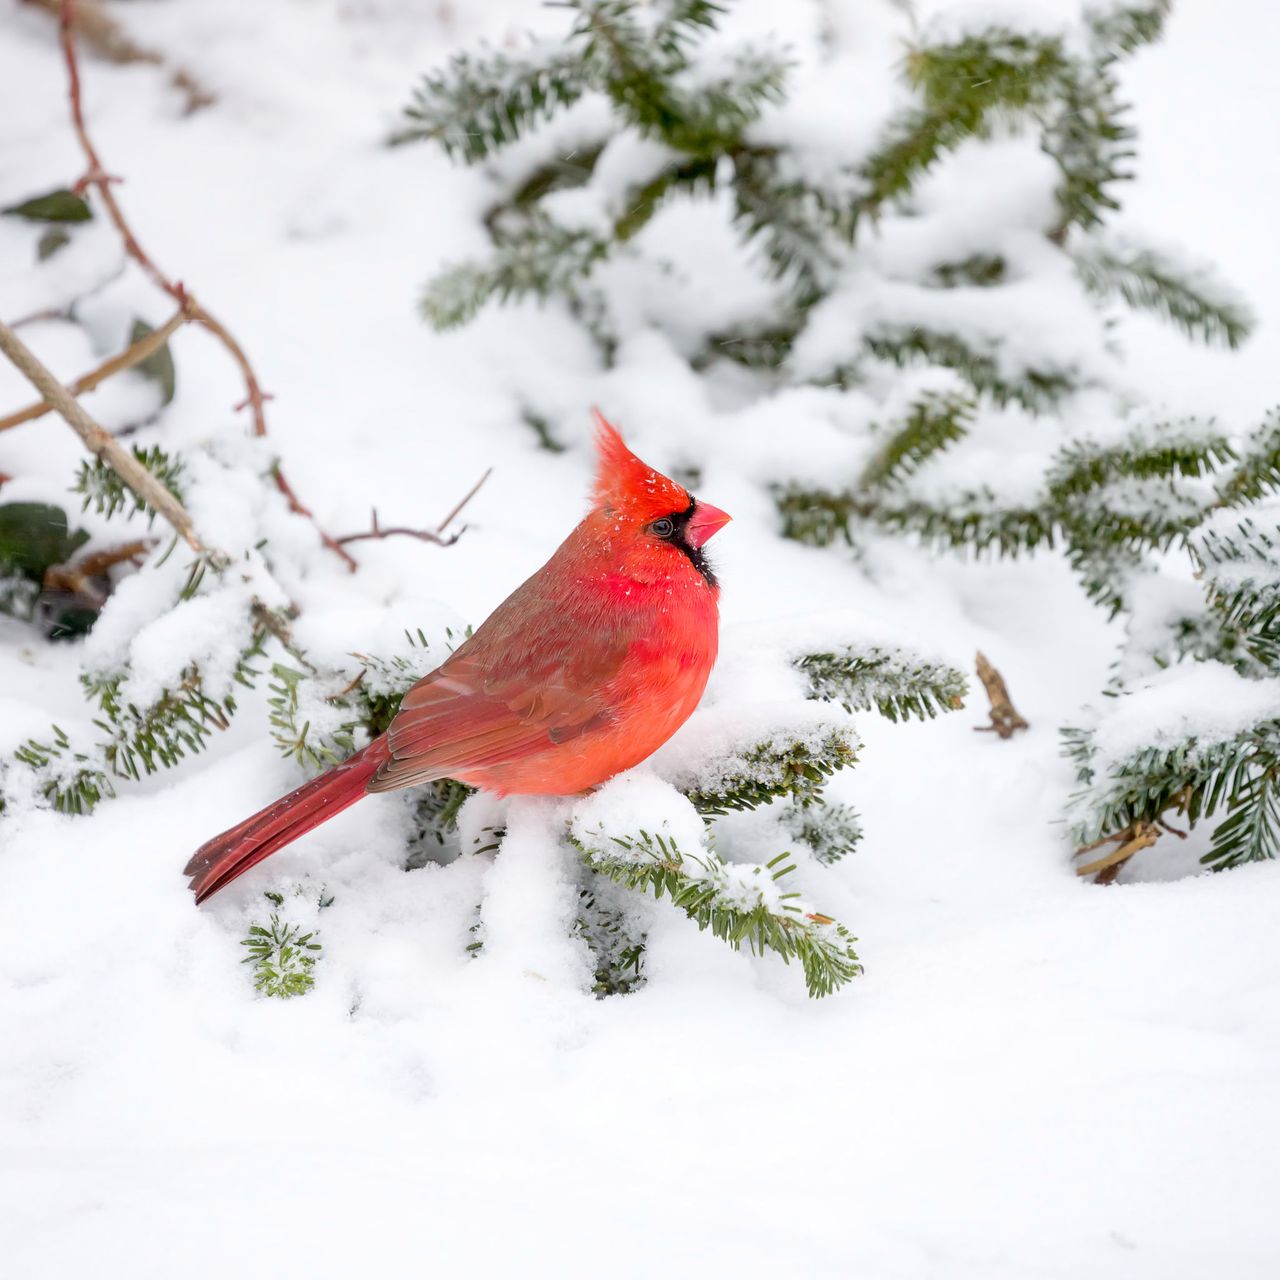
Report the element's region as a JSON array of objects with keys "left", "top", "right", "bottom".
[
  {"left": 13, "top": 592, "right": 276, "bottom": 815},
  {"left": 573, "top": 879, "right": 648, "bottom": 997},
  {"left": 74, "top": 445, "right": 186, "bottom": 523},
  {"left": 794, "top": 644, "right": 967, "bottom": 722},
  {"left": 399, "top": 1, "right": 1247, "bottom": 634},
  {"left": 1062, "top": 409, "right": 1280, "bottom": 871},
  {"left": 1073, "top": 239, "right": 1255, "bottom": 348},
  {"left": 682, "top": 725, "right": 858, "bottom": 817},
  {"left": 1065, "top": 716, "right": 1280, "bottom": 872},
  {"left": 858, "top": 392, "right": 976, "bottom": 490},
  {"left": 241, "top": 907, "right": 324, "bottom": 999},
  {"left": 781, "top": 797, "right": 862, "bottom": 866},
  {"left": 573, "top": 827, "right": 861, "bottom": 998}
]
